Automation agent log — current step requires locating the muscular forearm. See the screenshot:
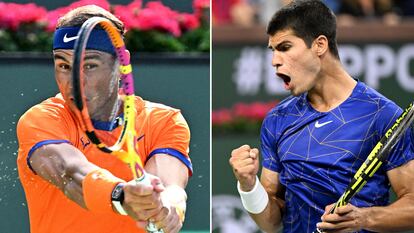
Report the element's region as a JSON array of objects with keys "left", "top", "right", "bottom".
[
  {"left": 363, "top": 194, "right": 414, "bottom": 232},
  {"left": 31, "top": 143, "right": 100, "bottom": 208},
  {"left": 250, "top": 195, "right": 283, "bottom": 233}
]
